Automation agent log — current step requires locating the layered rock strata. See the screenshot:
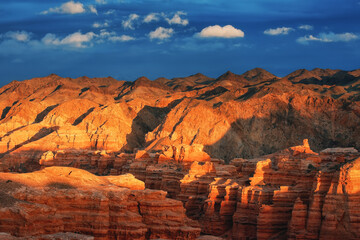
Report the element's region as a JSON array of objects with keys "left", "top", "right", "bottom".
[
  {"left": 1, "top": 140, "right": 360, "bottom": 239},
  {"left": 1, "top": 68, "right": 360, "bottom": 164},
  {"left": 0, "top": 167, "right": 200, "bottom": 240}
]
